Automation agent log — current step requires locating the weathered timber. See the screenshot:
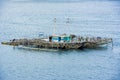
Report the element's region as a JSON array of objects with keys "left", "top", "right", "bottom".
[{"left": 1, "top": 37, "right": 113, "bottom": 50}]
